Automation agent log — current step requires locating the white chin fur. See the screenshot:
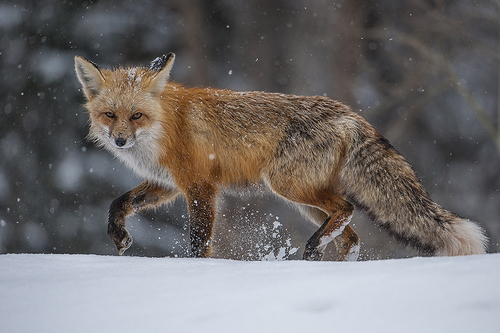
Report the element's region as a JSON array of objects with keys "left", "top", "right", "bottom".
[{"left": 102, "top": 124, "right": 175, "bottom": 187}]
